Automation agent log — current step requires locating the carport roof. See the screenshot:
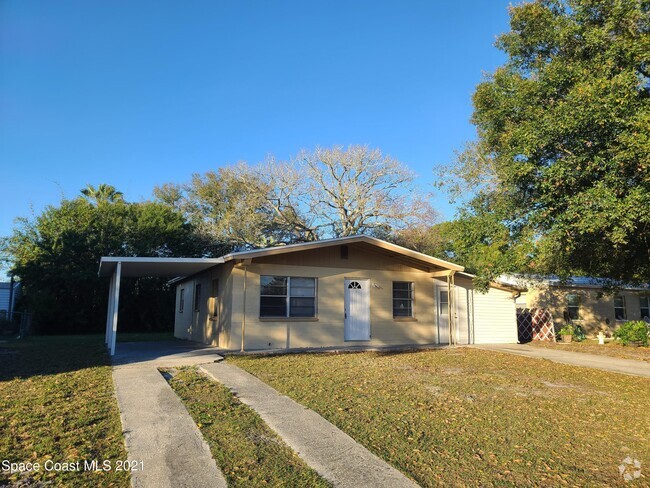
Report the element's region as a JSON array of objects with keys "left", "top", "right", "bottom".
[{"left": 98, "top": 257, "right": 224, "bottom": 278}]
